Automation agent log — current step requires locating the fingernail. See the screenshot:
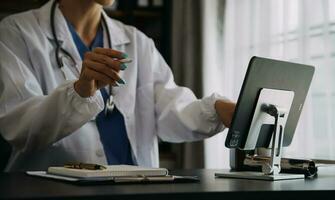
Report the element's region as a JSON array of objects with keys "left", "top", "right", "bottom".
[
  {"left": 120, "top": 63, "right": 127, "bottom": 70},
  {"left": 117, "top": 78, "right": 126, "bottom": 85},
  {"left": 122, "top": 53, "right": 128, "bottom": 59}
]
